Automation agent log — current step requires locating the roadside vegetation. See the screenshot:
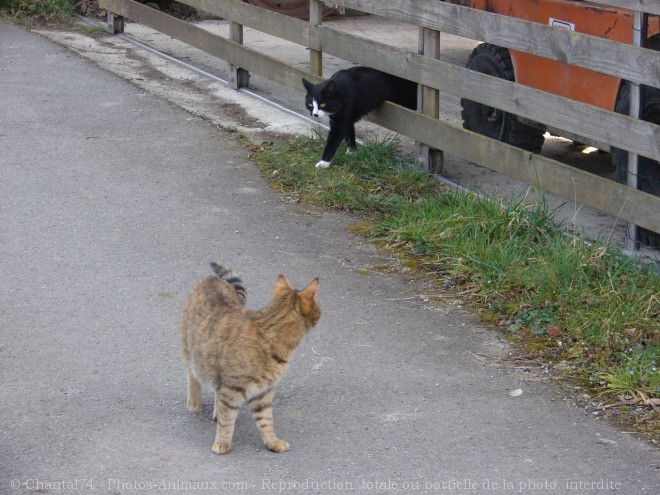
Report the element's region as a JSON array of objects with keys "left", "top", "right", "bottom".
[
  {"left": 0, "top": 0, "right": 193, "bottom": 26},
  {"left": 0, "top": 0, "right": 76, "bottom": 25},
  {"left": 251, "top": 134, "right": 660, "bottom": 442}
]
